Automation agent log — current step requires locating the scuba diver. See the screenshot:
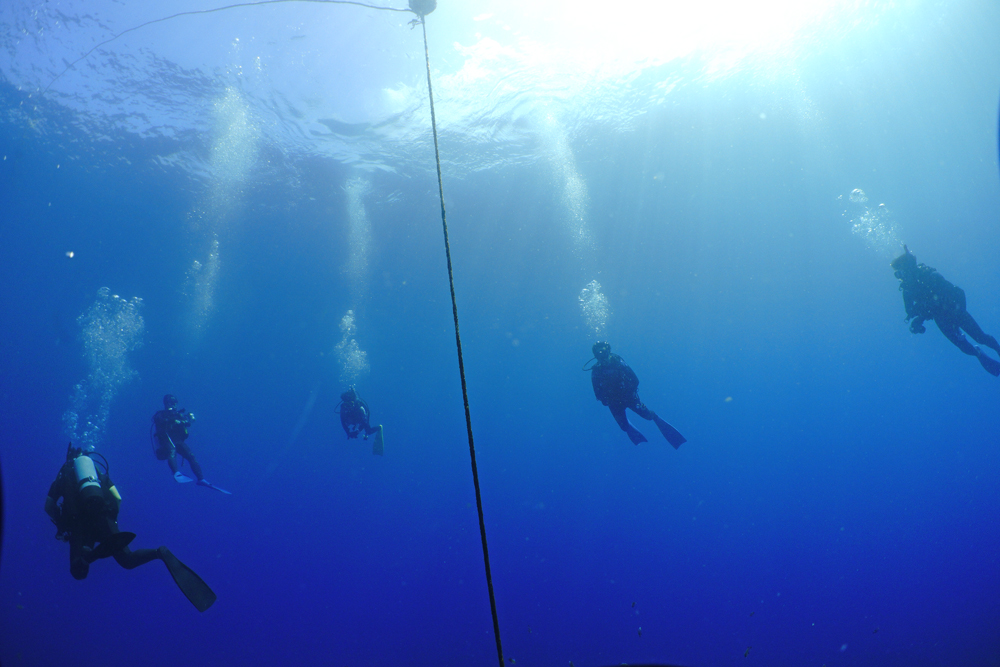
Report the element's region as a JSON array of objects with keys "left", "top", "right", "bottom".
[
  {"left": 337, "top": 386, "right": 385, "bottom": 456},
  {"left": 45, "top": 443, "right": 217, "bottom": 611},
  {"left": 891, "top": 245, "right": 1000, "bottom": 376},
  {"left": 152, "top": 394, "right": 229, "bottom": 493},
  {"left": 587, "top": 341, "right": 687, "bottom": 448}
]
